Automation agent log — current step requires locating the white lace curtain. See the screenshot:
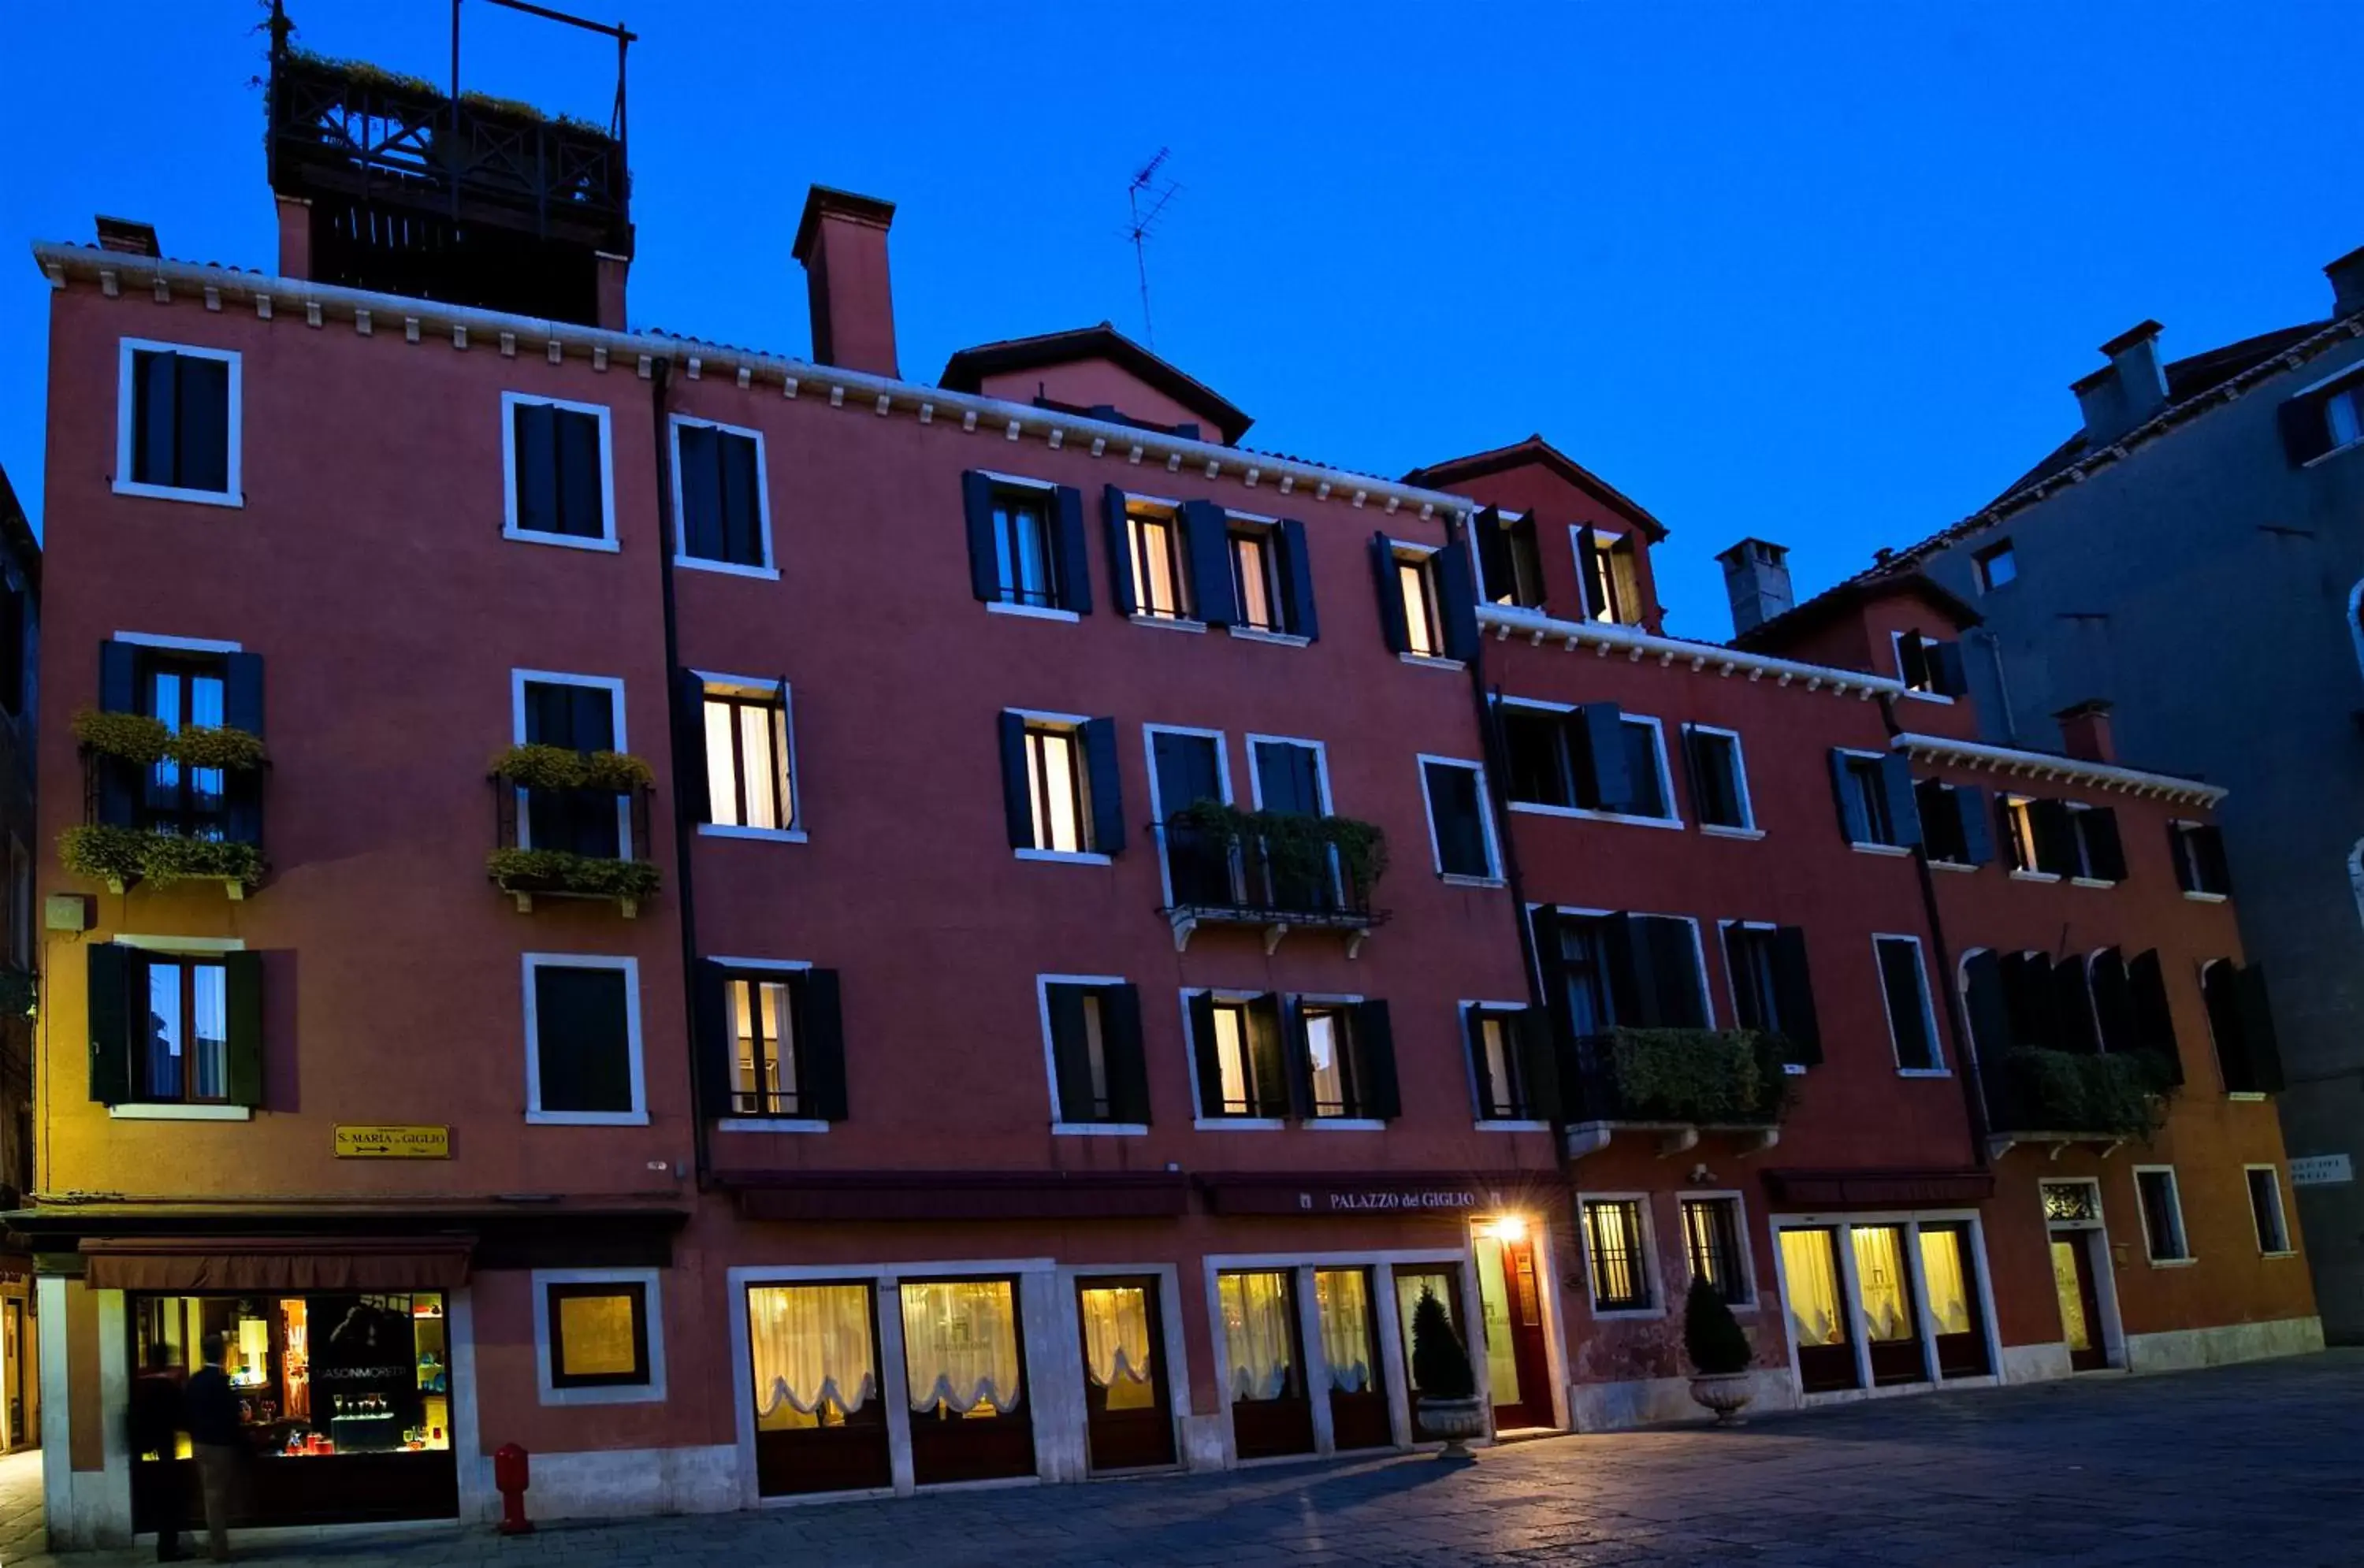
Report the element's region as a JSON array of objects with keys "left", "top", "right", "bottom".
[
  {"left": 1779, "top": 1229, "right": 1847, "bottom": 1348},
  {"left": 901, "top": 1280, "right": 1024, "bottom": 1415},
  {"left": 1079, "top": 1287, "right": 1154, "bottom": 1390},
  {"left": 1219, "top": 1272, "right": 1295, "bottom": 1403},
  {"left": 1852, "top": 1226, "right": 1915, "bottom": 1342},
  {"left": 1918, "top": 1231, "right": 1973, "bottom": 1335},
  {"left": 749, "top": 1284, "right": 877, "bottom": 1418},
  {"left": 1314, "top": 1270, "right": 1373, "bottom": 1394}
]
